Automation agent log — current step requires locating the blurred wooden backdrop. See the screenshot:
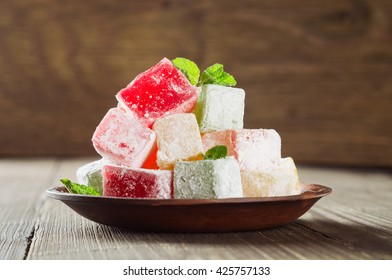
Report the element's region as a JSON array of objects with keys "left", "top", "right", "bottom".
[{"left": 0, "top": 0, "right": 391, "bottom": 167}]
